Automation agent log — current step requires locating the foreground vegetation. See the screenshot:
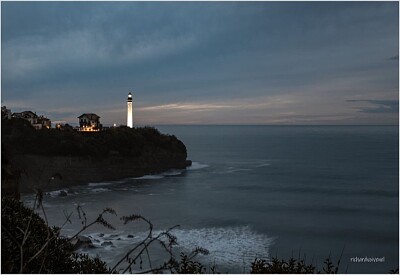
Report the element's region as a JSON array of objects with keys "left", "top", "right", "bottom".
[
  {"left": 1, "top": 194, "right": 213, "bottom": 274},
  {"left": 2, "top": 196, "right": 110, "bottom": 273},
  {"left": 2, "top": 193, "right": 353, "bottom": 274}
]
